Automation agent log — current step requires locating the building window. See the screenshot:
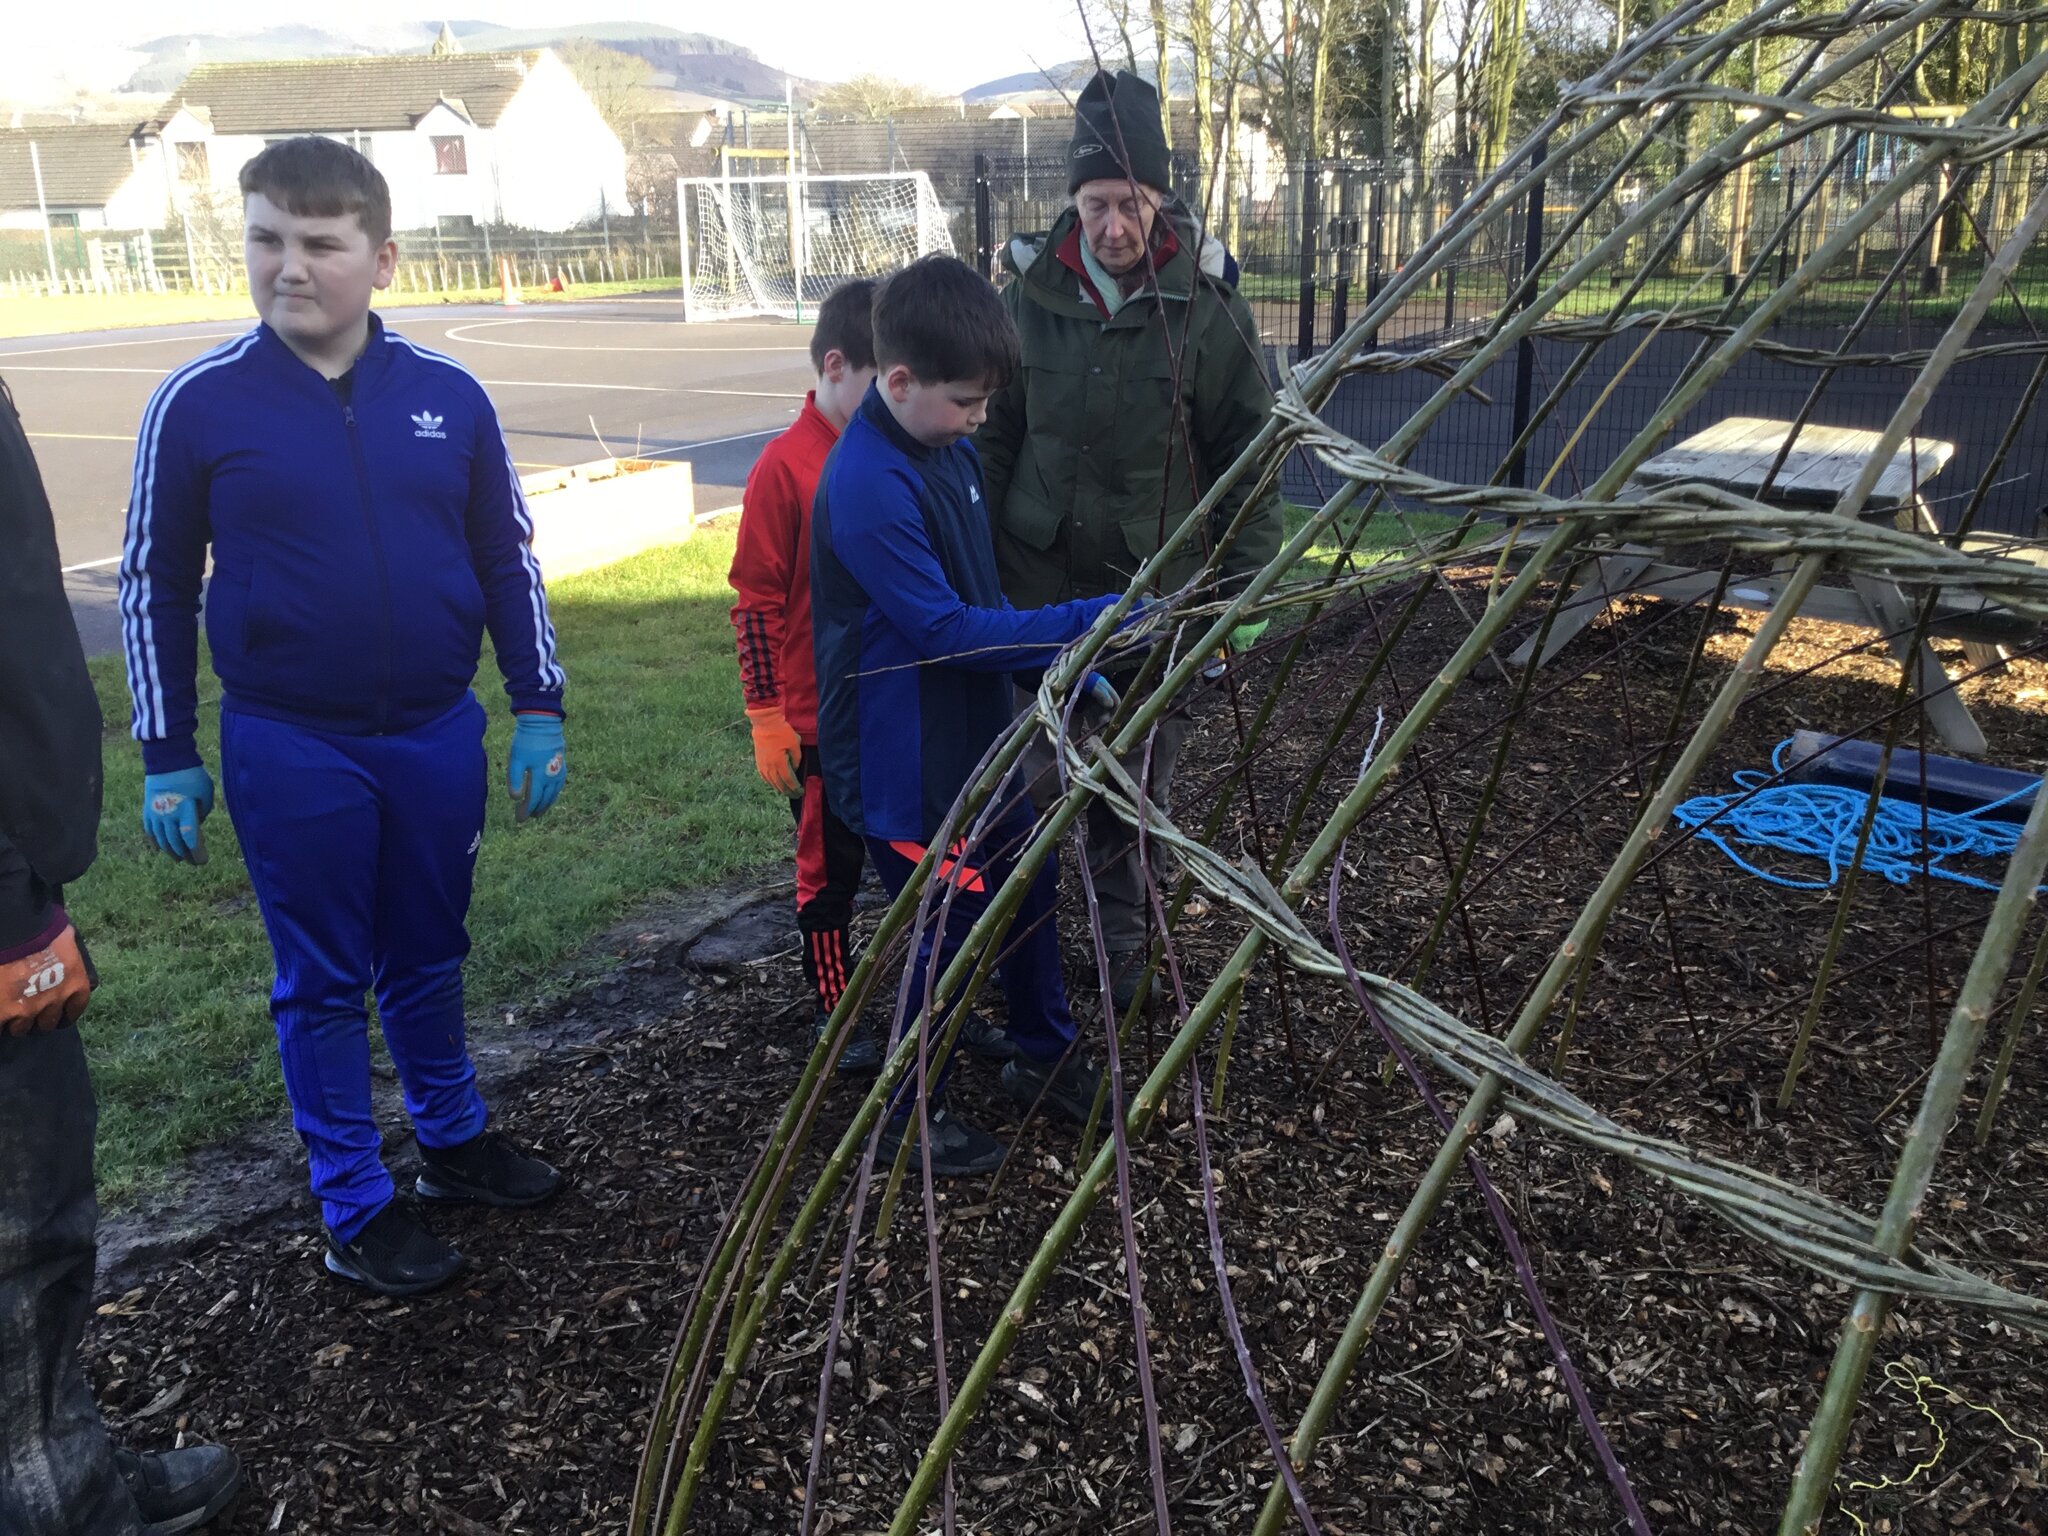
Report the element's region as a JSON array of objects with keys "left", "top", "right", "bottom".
[
  {"left": 431, "top": 136, "right": 467, "bottom": 175},
  {"left": 346, "top": 133, "right": 373, "bottom": 162},
  {"left": 47, "top": 211, "right": 80, "bottom": 229},
  {"left": 176, "top": 141, "right": 209, "bottom": 182}
]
